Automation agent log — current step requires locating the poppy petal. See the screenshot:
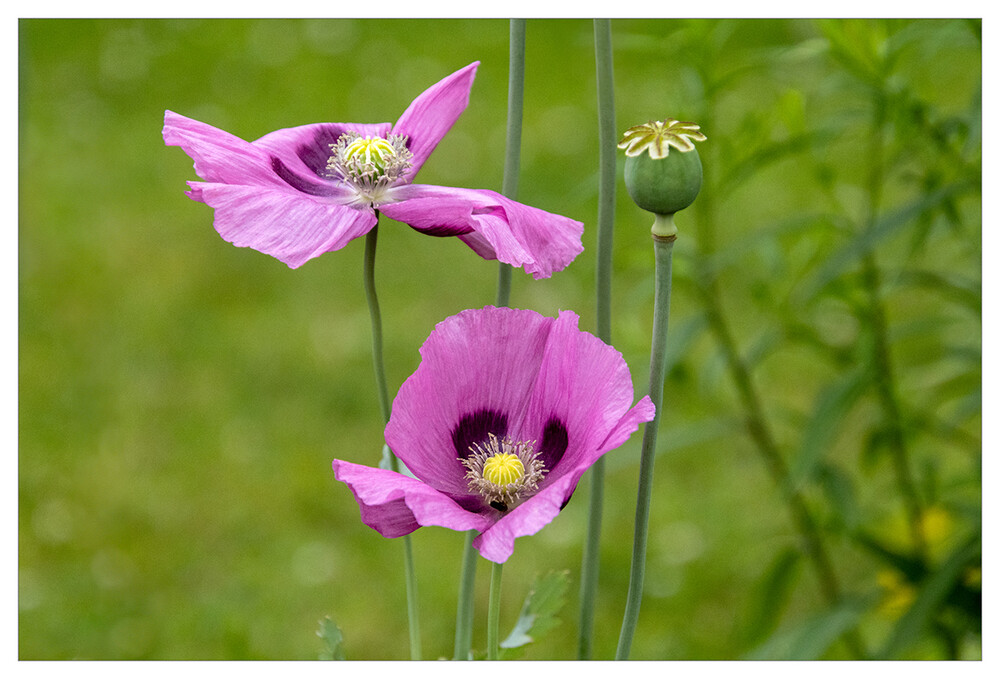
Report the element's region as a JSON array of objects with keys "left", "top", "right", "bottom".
[
  {"left": 391, "top": 62, "right": 479, "bottom": 179},
  {"left": 333, "top": 460, "right": 491, "bottom": 537},
  {"left": 193, "top": 182, "right": 376, "bottom": 268}
]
